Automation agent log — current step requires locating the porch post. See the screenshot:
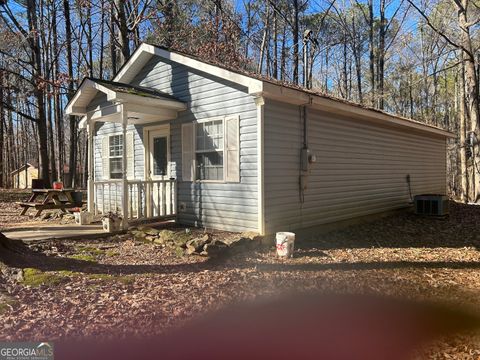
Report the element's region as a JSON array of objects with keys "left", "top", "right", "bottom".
[
  {"left": 87, "top": 115, "right": 94, "bottom": 214},
  {"left": 121, "top": 104, "right": 129, "bottom": 229}
]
